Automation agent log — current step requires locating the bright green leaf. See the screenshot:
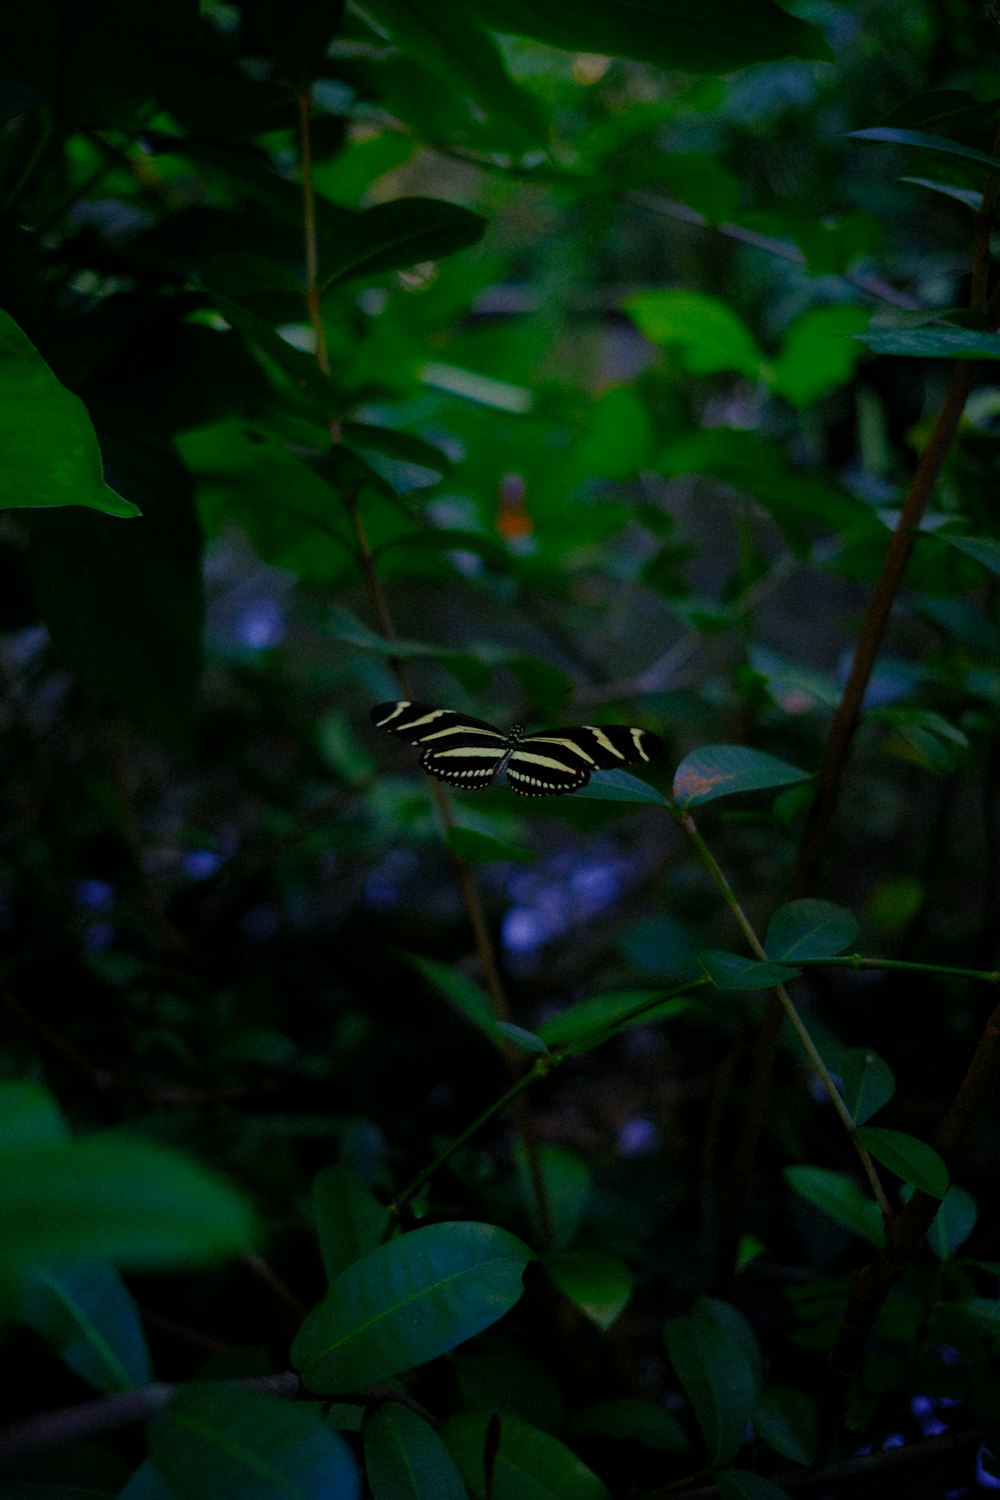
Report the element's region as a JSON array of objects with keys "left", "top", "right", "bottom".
[
  {"left": 544, "top": 1249, "right": 632, "bottom": 1330},
  {"left": 625, "top": 290, "right": 761, "bottom": 378},
  {"left": 769, "top": 306, "right": 870, "bottom": 409},
  {"left": 0, "top": 309, "right": 139, "bottom": 517}
]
